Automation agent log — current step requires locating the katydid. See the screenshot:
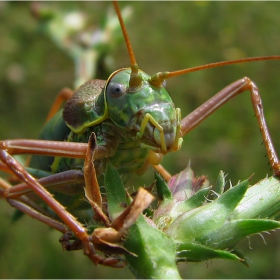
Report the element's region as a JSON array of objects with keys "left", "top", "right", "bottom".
[{"left": 1, "top": 1, "right": 280, "bottom": 268}]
